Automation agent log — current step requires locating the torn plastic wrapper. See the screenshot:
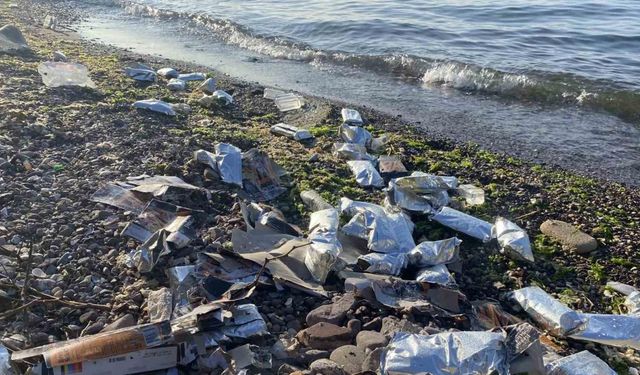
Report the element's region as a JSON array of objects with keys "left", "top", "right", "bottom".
[
  {"left": 128, "top": 229, "right": 172, "bottom": 273},
  {"left": 357, "top": 253, "right": 407, "bottom": 276},
  {"left": 220, "top": 304, "right": 268, "bottom": 339},
  {"left": 148, "top": 287, "right": 173, "bottom": 323},
  {"left": 122, "top": 199, "right": 195, "bottom": 245},
  {"left": 340, "top": 198, "right": 415, "bottom": 254},
  {"left": 341, "top": 108, "right": 363, "bottom": 125},
  {"left": 546, "top": 351, "right": 616, "bottom": 375},
  {"left": 214, "top": 143, "right": 243, "bottom": 187},
  {"left": 170, "top": 303, "right": 224, "bottom": 334},
  {"left": 431, "top": 206, "right": 493, "bottom": 242},
  {"left": 167, "top": 265, "right": 197, "bottom": 319},
  {"left": 177, "top": 72, "right": 206, "bottom": 81},
  {"left": 133, "top": 100, "right": 176, "bottom": 116},
  {"left": 457, "top": 184, "right": 484, "bottom": 205},
  {"left": 212, "top": 90, "right": 234, "bottom": 105},
  {"left": 332, "top": 143, "right": 375, "bottom": 161},
  {"left": 510, "top": 286, "right": 587, "bottom": 336},
  {"left": 381, "top": 331, "right": 508, "bottom": 375},
  {"left": 37, "top": 62, "right": 96, "bottom": 88},
  {"left": 167, "top": 78, "right": 186, "bottom": 91},
  {"left": 125, "top": 67, "right": 156, "bottom": 81},
  {"left": 347, "top": 160, "right": 384, "bottom": 188},
  {"left": 569, "top": 313, "right": 640, "bottom": 349},
  {"left": 408, "top": 237, "right": 462, "bottom": 267},
  {"left": 339, "top": 123, "right": 372, "bottom": 146},
  {"left": 157, "top": 67, "right": 179, "bottom": 78},
  {"left": 387, "top": 173, "right": 450, "bottom": 213},
  {"left": 240, "top": 202, "right": 301, "bottom": 236},
  {"left": 125, "top": 175, "right": 201, "bottom": 198},
  {"left": 229, "top": 344, "right": 272, "bottom": 370},
  {"left": 493, "top": 217, "right": 534, "bottom": 262},
  {"left": 370, "top": 277, "right": 460, "bottom": 313},
  {"left": 90, "top": 184, "right": 148, "bottom": 214},
  {"left": 305, "top": 209, "right": 342, "bottom": 284},
  {"left": 415, "top": 264, "right": 456, "bottom": 286},
  {"left": 241, "top": 148, "right": 287, "bottom": 201},
  {"left": 270, "top": 123, "right": 313, "bottom": 141}
]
